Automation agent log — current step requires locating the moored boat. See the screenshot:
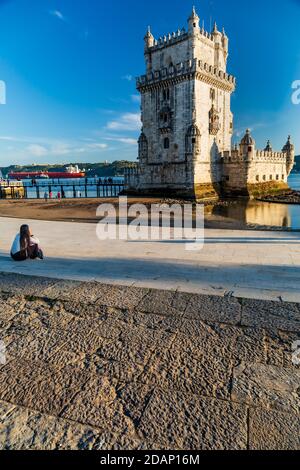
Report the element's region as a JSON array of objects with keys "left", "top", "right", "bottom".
[{"left": 9, "top": 165, "right": 85, "bottom": 180}]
